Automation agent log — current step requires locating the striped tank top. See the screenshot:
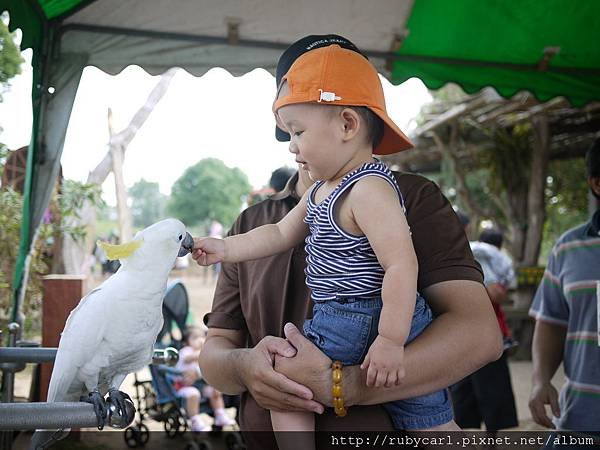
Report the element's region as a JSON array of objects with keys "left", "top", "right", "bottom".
[{"left": 304, "top": 161, "right": 405, "bottom": 302}]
